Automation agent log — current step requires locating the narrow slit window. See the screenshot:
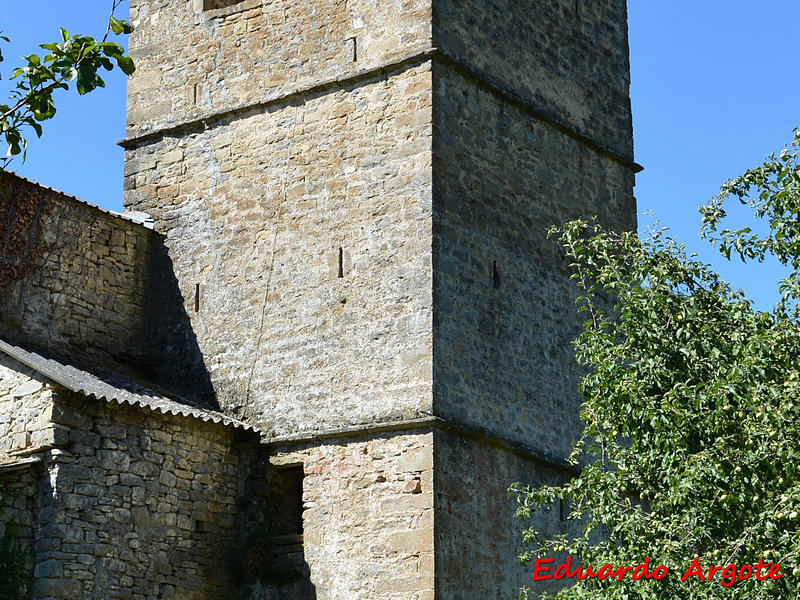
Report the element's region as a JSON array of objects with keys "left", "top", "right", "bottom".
[
  {"left": 348, "top": 37, "right": 358, "bottom": 62},
  {"left": 194, "top": 284, "right": 201, "bottom": 312},
  {"left": 338, "top": 247, "right": 344, "bottom": 278},
  {"left": 492, "top": 261, "right": 501, "bottom": 289}
]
